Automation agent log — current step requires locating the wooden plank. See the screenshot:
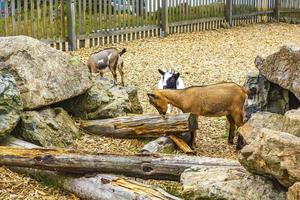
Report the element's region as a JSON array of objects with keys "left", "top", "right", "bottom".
[
  {"left": 43, "top": 0, "right": 47, "bottom": 38},
  {"left": 149, "top": 0, "right": 152, "bottom": 24},
  {"left": 136, "top": 0, "right": 139, "bottom": 26},
  {"left": 50, "top": 0, "right": 54, "bottom": 38},
  {"left": 109, "top": 0, "right": 112, "bottom": 29},
  {"left": 169, "top": 17, "right": 225, "bottom": 26},
  {"left": 93, "top": 0, "right": 97, "bottom": 32},
  {"left": 62, "top": 0, "right": 66, "bottom": 37},
  {"left": 279, "top": 8, "right": 300, "bottom": 13},
  {"left": 89, "top": 0, "right": 92, "bottom": 33},
  {"left": 104, "top": 0, "right": 107, "bottom": 29},
  {"left": 226, "top": 0, "right": 233, "bottom": 26},
  {"left": 232, "top": 10, "right": 274, "bottom": 17},
  {"left": 76, "top": 24, "right": 160, "bottom": 39},
  {"left": 83, "top": 0, "right": 86, "bottom": 33},
  {"left": 162, "top": 0, "right": 169, "bottom": 35},
  {"left": 99, "top": 0, "right": 102, "bottom": 31},
  {"left": 152, "top": 0, "right": 156, "bottom": 25},
  {"left": 30, "top": 0, "right": 34, "bottom": 37},
  {"left": 113, "top": 0, "right": 117, "bottom": 29},
  {"left": 37, "top": 0, "right": 41, "bottom": 39},
  {"left": 11, "top": 0, "right": 15, "bottom": 35},
  {"left": 67, "top": 0, "right": 77, "bottom": 50},
  {"left": 118, "top": 0, "right": 121, "bottom": 29},
  {"left": 169, "top": 135, "right": 194, "bottom": 154},
  {"left": 24, "top": 0, "right": 28, "bottom": 35},
  {"left": 55, "top": 0, "right": 59, "bottom": 36},
  {"left": 4, "top": 0, "right": 8, "bottom": 36},
  {"left": 132, "top": 0, "right": 136, "bottom": 26}
]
